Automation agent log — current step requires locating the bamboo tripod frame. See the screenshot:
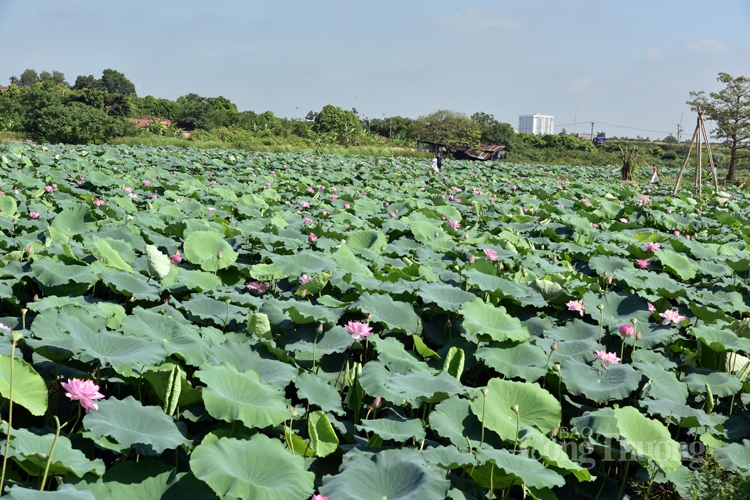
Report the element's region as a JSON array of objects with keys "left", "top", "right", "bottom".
[{"left": 672, "top": 110, "right": 719, "bottom": 196}]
